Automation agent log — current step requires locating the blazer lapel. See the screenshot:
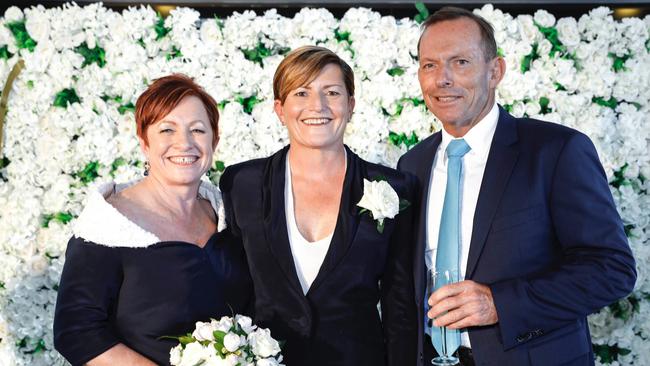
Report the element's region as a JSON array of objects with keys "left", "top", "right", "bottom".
[
  {"left": 465, "top": 108, "right": 519, "bottom": 279},
  {"left": 412, "top": 133, "right": 441, "bottom": 307},
  {"left": 262, "top": 146, "right": 305, "bottom": 295},
  {"left": 307, "top": 146, "right": 363, "bottom": 295}
]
